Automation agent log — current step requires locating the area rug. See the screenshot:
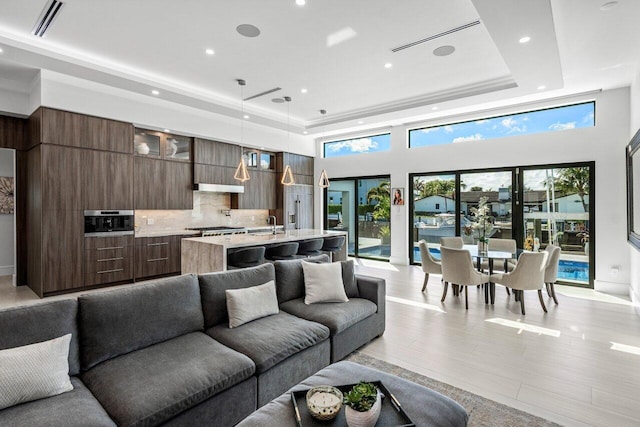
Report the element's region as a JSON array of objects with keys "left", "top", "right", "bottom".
[{"left": 345, "top": 351, "right": 561, "bottom": 427}]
